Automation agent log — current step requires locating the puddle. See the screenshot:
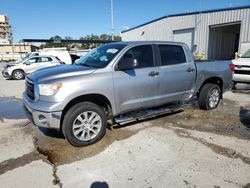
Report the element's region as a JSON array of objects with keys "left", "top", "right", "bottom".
[{"left": 0, "top": 97, "right": 26, "bottom": 119}]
